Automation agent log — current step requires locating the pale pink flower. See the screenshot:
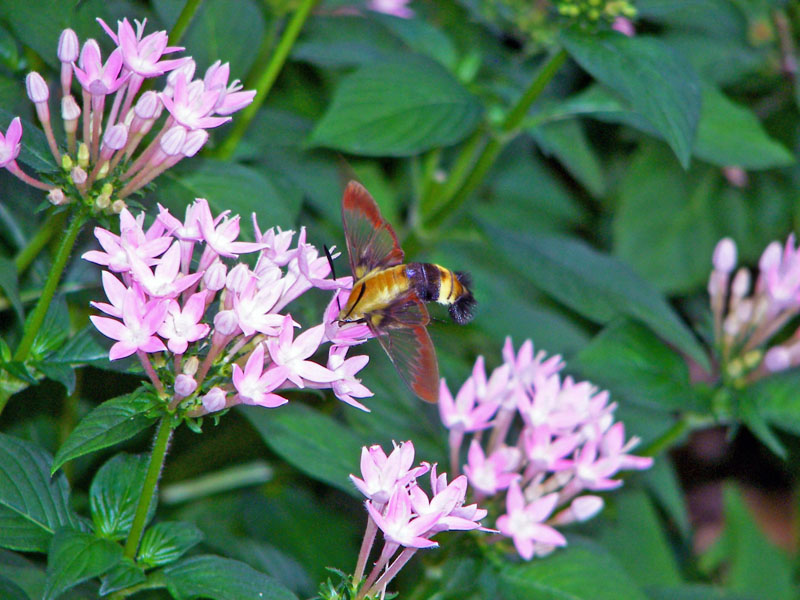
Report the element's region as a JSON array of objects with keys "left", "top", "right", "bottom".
[
  {"left": 496, "top": 481, "right": 566, "bottom": 560},
  {"left": 203, "top": 60, "right": 255, "bottom": 115},
  {"left": 98, "top": 18, "right": 186, "bottom": 78},
  {"left": 367, "top": 486, "right": 440, "bottom": 550},
  {"left": 327, "top": 346, "right": 373, "bottom": 411},
  {"left": 322, "top": 286, "right": 373, "bottom": 346},
  {"left": 439, "top": 377, "right": 498, "bottom": 433},
  {"left": 160, "top": 72, "right": 230, "bottom": 130},
  {"left": 267, "top": 316, "right": 338, "bottom": 387},
  {"left": 202, "top": 387, "right": 227, "bottom": 413},
  {"left": 158, "top": 290, "right": 211, "bottom": 354},
  {"left": 232, "top": 345, "right": 288, "bottom": 408},
  {"left": 0, "top": 117, "right": 22, "bottom": 168},
  {"left": 463, "top": 440, "right": 520, "bottom": 496},
  {"left": 367, "top": 0, "right": 414, "bottom": 18},
  {"left": 73, "top": 40, "right": 128, "bottom": 96},
  {"left": 90, "top": 271, "right": 133, "bottom": 318},
  {"left": 232, "top": 279, "right": 285, "bottom": 336},
  {"left": 350, "top": 441, "right": 426, "bottom": 505},
  {"left": 196, "top": 202, "right": 264, "bottom": 257},
  {"left": 89, "top": 286, "right": 167, "bottom": 360},
  {"left": 128, "top": 242, "right": 204, "bottom": 299}
]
